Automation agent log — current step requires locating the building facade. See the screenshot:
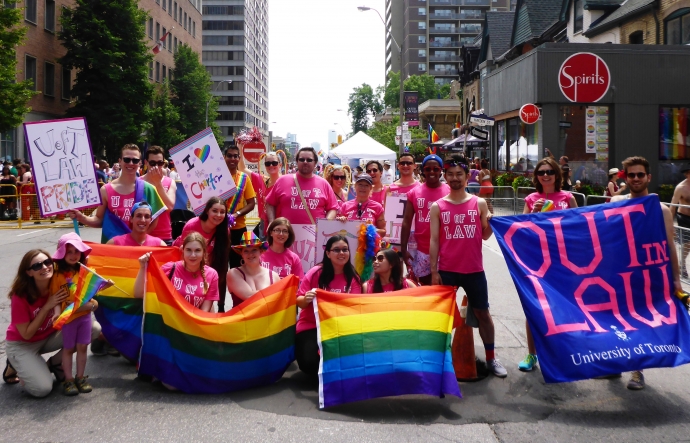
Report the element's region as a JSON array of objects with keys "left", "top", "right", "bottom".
[{"left": 202, "top": 0, "right": 269, "bottom": 147}]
